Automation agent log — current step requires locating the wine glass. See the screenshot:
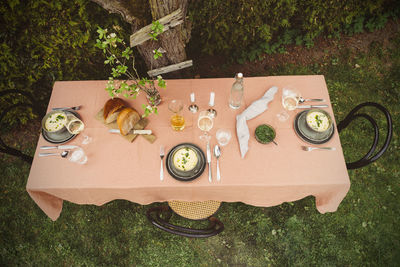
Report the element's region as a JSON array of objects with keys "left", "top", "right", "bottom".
[
  {"left": 197, "top": 110, "right": 214, "bottom": 141},
  {"left": 277, "top": 87, "right": 300, "bottom": 121}
]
